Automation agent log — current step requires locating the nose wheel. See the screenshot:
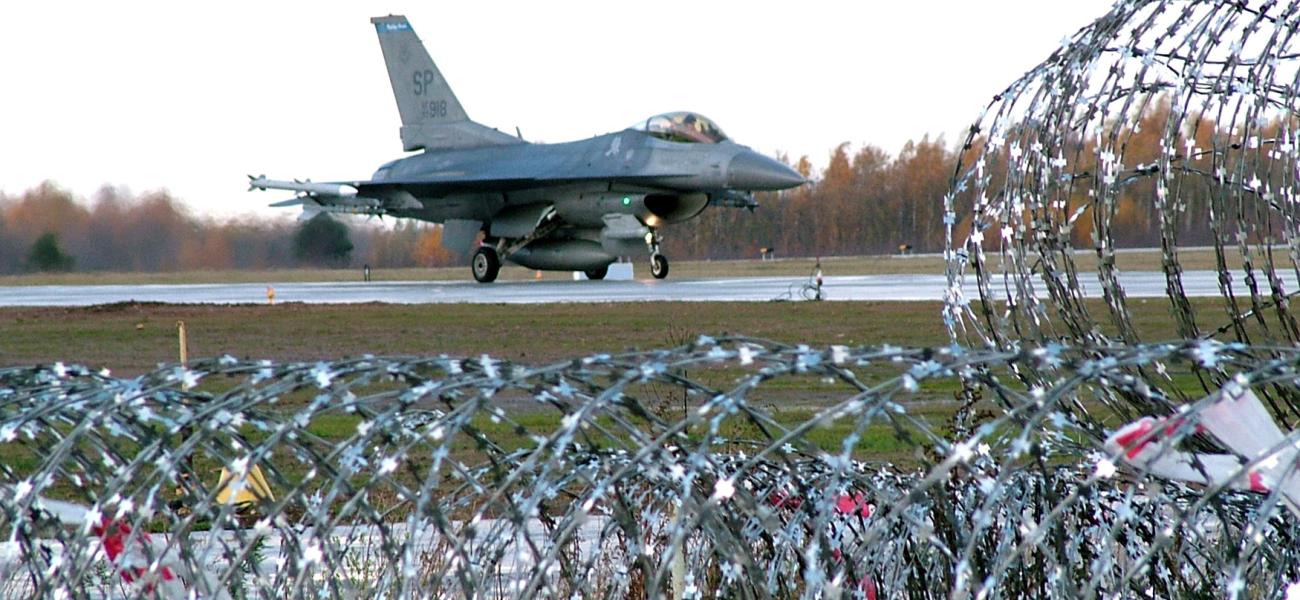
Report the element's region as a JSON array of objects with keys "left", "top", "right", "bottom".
[
  {"left": 645, "top": 229, "right": 669, "bottom": 279},
  {"left": 650, "top": 254, "right": 669, "bottom": 279},
  {"left": 471, "top": 246, "right": 500, "bottom": 283}
]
